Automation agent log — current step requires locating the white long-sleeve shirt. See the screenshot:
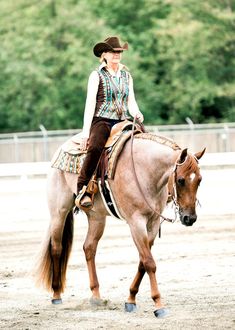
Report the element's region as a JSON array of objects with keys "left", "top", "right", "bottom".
[{"left": 81, "top": 63, "right": 143, "bottom": 138}]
